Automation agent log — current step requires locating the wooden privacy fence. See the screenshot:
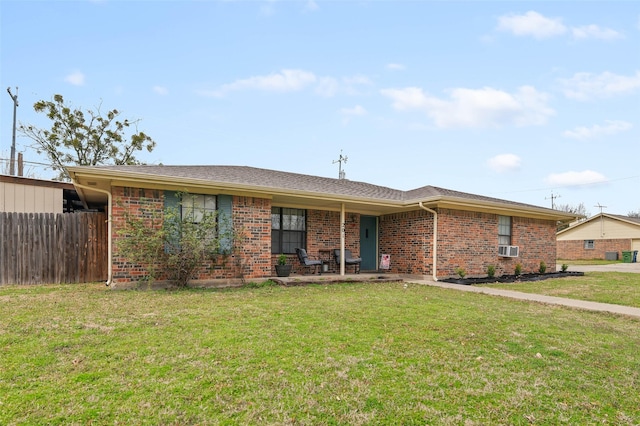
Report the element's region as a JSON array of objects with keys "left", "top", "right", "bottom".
[{"left": 0, "top": 212, "right": 107, "bottom": 285}]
